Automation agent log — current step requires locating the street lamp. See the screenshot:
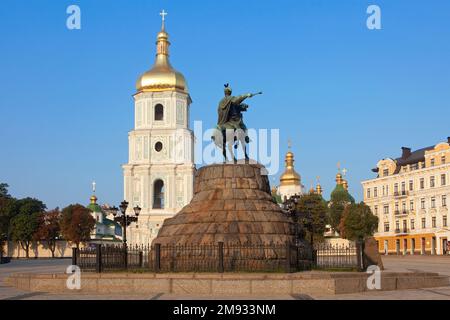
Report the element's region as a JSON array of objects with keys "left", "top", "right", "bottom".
[
  {"left": 283, "top": 195, "right": 300, "bottom": 245},
  {"left": 111, "top": 200, "right": 140, "bottom": 246}
]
